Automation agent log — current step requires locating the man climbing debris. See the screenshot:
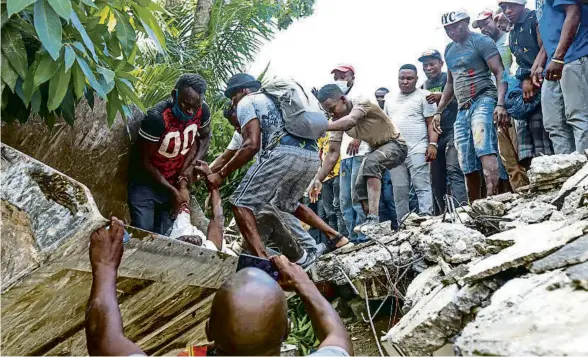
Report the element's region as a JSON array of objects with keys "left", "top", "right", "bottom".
[{"left": 310, "top": 84, "right": 408, "bottom": 231}]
